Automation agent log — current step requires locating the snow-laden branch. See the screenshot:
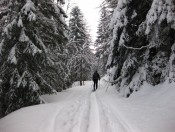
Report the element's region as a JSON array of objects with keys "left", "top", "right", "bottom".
[
  {"left": 121, "top": 32, "right": 170, "bottom": 50},
  {"left": 121, "top": 43, "right": 150, "bottom": 50},
  {"left": 74, "top": 24, "right": 88, "bottom": 38}
]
